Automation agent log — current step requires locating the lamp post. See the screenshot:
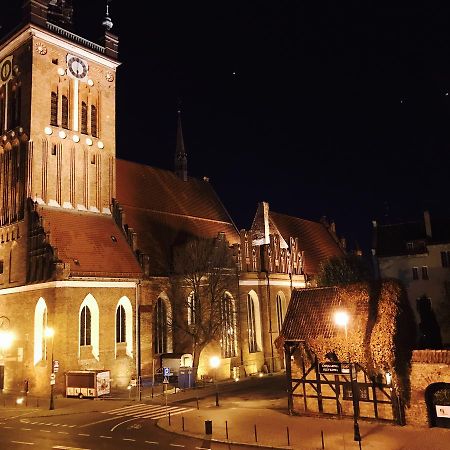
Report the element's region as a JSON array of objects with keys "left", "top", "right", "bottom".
[
  {"left": 209, "top": 356, "right": 220, "bottom": 407},
  {"left": 334, "top": 311, "right": 361, "bottom": 447},
  {"left": 45, "top": 327, "right": 55, "bottom": 410}
]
